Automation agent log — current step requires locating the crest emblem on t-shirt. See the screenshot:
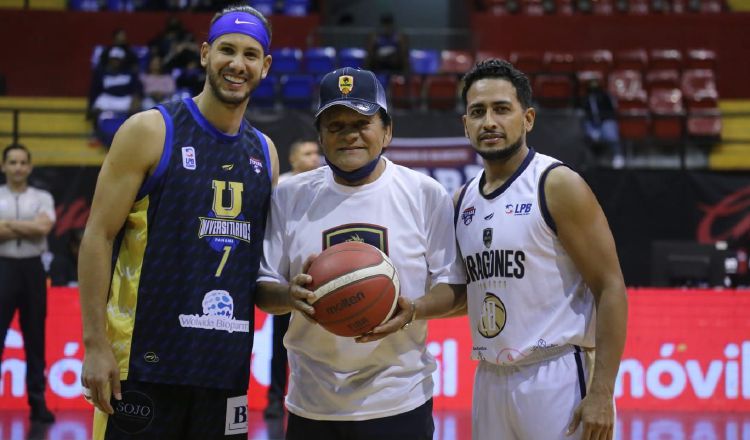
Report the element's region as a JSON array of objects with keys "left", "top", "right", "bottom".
[
  {"left": 483, "top": 228, "right": 493, "bottom": 249},
  {"left": 249, "top": 157, "right": 264, "bottom": 174},
  {"left": 322, "top": 223, "right": 388, "bottom": 255}
]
